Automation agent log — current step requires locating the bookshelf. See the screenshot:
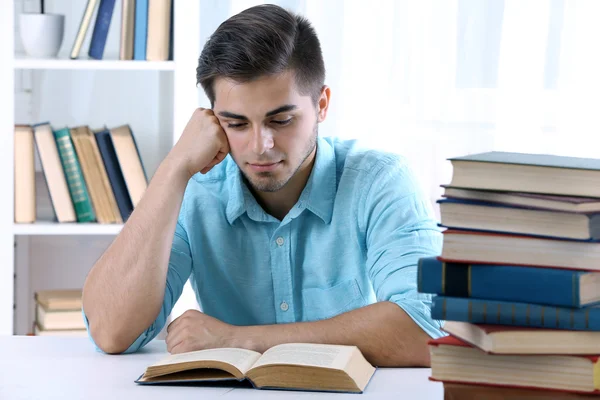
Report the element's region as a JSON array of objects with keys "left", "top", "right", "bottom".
[
  {"left": 14, "top": 53, "right": 177, "bottom": 71},
  {"left": 1, "top": 1, "right": 203, "bottom": 335}
]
